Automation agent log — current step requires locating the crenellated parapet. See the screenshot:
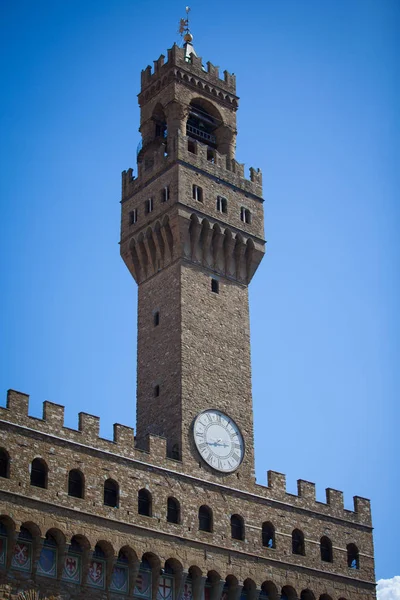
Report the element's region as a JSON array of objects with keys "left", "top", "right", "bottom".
[
  {"left": 139, "top": 44, "right": 237, "bottom": 106},
  {"left": 121, "top": 133, "right": 263, "bottom": 202},
  {"left": 0, "top": 390, "right": 372, "bottom": 528}
]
